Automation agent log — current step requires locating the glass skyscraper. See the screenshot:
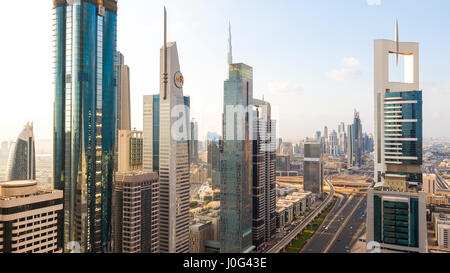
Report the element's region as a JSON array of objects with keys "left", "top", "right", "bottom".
[
  {"left": 347, "top": 110, "right": 363, "bottom": 168},
  {"left": 303, "top": 139, "right": 324, "bottom": 195},
  {"left": 5, "top": 122, "right": 35, "bottom": 181},
  {"left": 220, "top": 63, "right": 254, "bottom": 253},
  {"left": 53, "top": 0, "right": 118, "bottom": 253}
]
